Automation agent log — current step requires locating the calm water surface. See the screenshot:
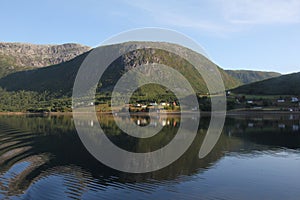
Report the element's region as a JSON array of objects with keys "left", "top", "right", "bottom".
[{"left": 0, "top": 114, "right": 300, "bottom": 200}]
